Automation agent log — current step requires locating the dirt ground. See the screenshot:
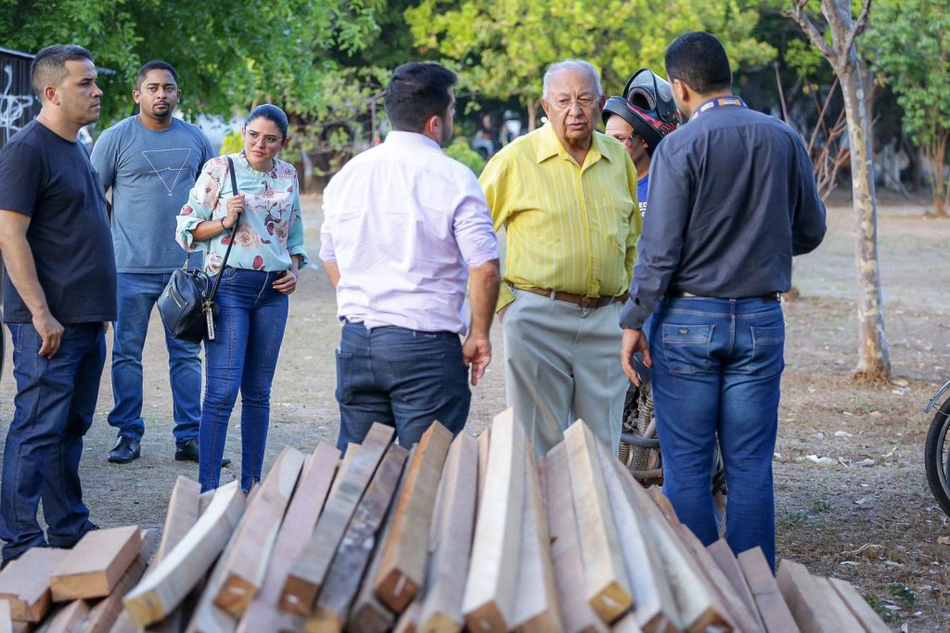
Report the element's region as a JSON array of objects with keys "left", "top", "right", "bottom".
[{"left": 0, "top": 190, "right": 948, "bottom": 631}]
